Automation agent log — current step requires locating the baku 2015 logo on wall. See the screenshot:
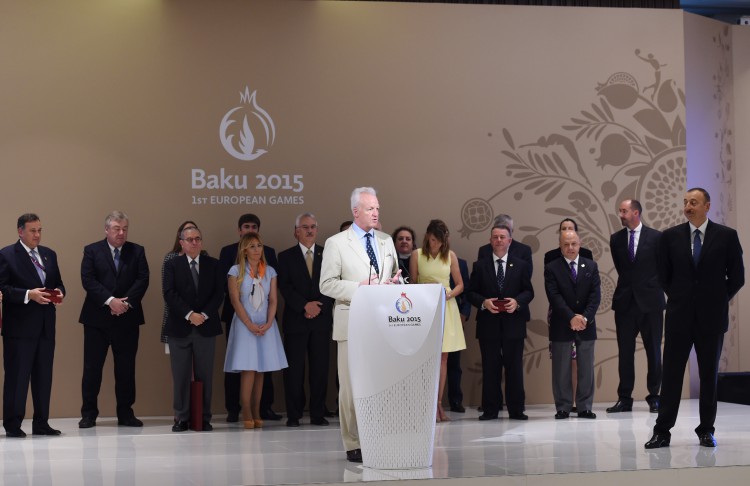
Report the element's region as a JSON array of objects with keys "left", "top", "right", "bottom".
[
  {"left": 220, "top": 86, "right": 276, "bottom": 161},
  {"left": 395, "top": 292, "right": 413, "bottom": 314}
]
